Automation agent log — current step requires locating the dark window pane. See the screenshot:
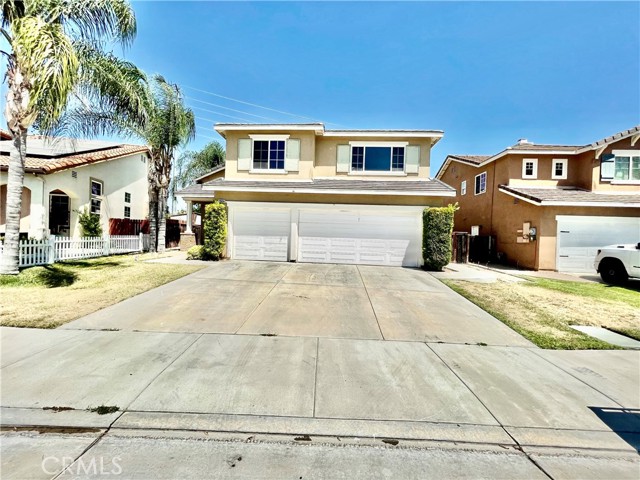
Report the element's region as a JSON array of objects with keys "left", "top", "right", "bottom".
[
  {"left": 269, "top": 140, "right": 285, "bottom": 168},
  {"left": 364, "top": 147, "right": 391, "bottom": 171},
  {"left": 392, "top": 147, "right": 404, "bottom": 171},
  {"left": 253, "top": 141, "right": 269, "bottom": 169},
  {"left": 124, "top": 206, "right": 131, "bottom": 218},
  {"left": 91, "top": 181, "right": 102, "bottom": 196},
  {"left": 352, "top": 146, "right": 364, "bottom": 171},
  {"left": 91, "top": 198, "right": 101, "bottom": 214}
]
